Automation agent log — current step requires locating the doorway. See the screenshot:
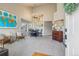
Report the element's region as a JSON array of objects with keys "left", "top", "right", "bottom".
[{"left": 43, "top": 21, "right": 52, "bottom": 36}]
